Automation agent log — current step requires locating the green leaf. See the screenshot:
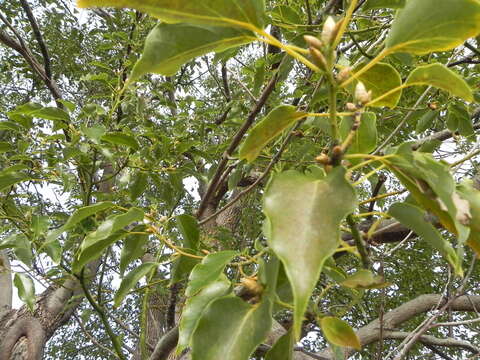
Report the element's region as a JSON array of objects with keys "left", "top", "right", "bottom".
[
  {"left": 405, "top": 64, "right": 473, "bottom": 102},
  {"left": 31, "top": 107, "right": 70, "bottom": 123},
  {"left": 339, "top": 112, "right": 377, "bottom": 157},
  {"left": 385, "top": 0, "right": 480, "bottom": 55},
  {"left": 364, "top": 0, "right": 406, "bottom": 10},
  {"left": 0, "top": 172, "right": 29, "bottom": 192},
  {"left": 321, "top": 317, "right": 361, "bottom": 350},
  {"left": 355, "top": 62, "right": 402, "bottom": 108},
  {"left": 186, "top": 251, "right": 237, "bottom": 297},
  {"left": 120, "top": 227, "right": 148, "bottom": 276},
  {"left": 176, "top": 214, "right": 199, "bottom": 249},
  {"left": 265, "top": 328, "right": 294, "bottom": 360},
  {"left": 77, "top": 0, "right": 265, "bottom": 28},
  {"left": 447, "top": 103, "right": 474, "bottom": 138},
  {"left": 0, "top": 234, "right": 32, "bottom": 266},
  {"left": 129, "top": 171, "right": 148, "bottom": 200},
  {"left": 457, "top": 181, "right": 480, "bottom": 256},
  {"left": 81, "top": 124, "right": 106, "bottom": 144},
  {"left": 73, "top": 207, "right": 144, "bottom": 273},
  {"left": 239, "top": 105, "right": 307, "bottom": 162},
  {"left": 341, "top": 269, "right": 389, "bottom": 289},
  {"left": 0, "top": 121, "right": 23, "bottom": 132},
  {"left": 130, "top": 23, "right": 255, "bottom": 79},
  {"left": 415, "top": 110, "right": 438, "bottom": 134},
  {"left": 389, "top": 202, "right": 462, "bottom": 275},
  {"left": 177, "top": 275, "right": 231, "bottom": 354},
  {"left": 264, "top": 167, "right": 356, "bottom": 339},
  {"left": 101, "top": 132, "right": 139, "bottom": 151},
  {"left": 114, "top": 262, "right": 158, "bottom": 307},
  {"left": 191, "top": 295, "right": 272, "bottom": 360},
  {"left": 14, "top": 273, "right": 35, "bottom": 312},
  {"left": 46, "top": 202, "right": 114, "bottom": 244},
  {"left": 0, "top": 142, "right": 13, "bottom": 153}
]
